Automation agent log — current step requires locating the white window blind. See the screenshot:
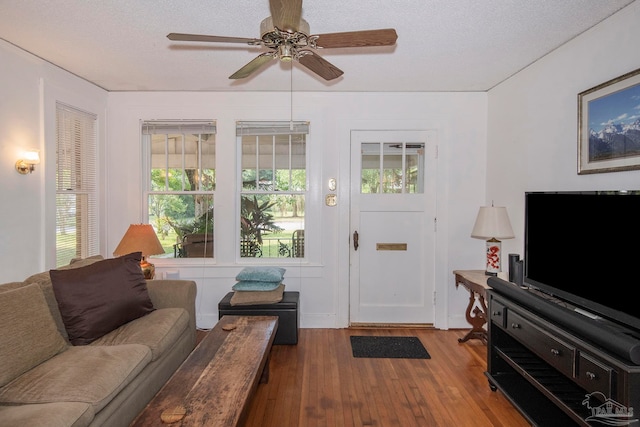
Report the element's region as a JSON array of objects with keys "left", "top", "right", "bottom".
[
  {"left": 142, "top": 121, "right": 216, "bottom": 135},
  {"left": 56, "top": 102, "right": 98, "bottom": 267},
  {"left": 236, "top": 121, "right": 308, "bottom": 136}
]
